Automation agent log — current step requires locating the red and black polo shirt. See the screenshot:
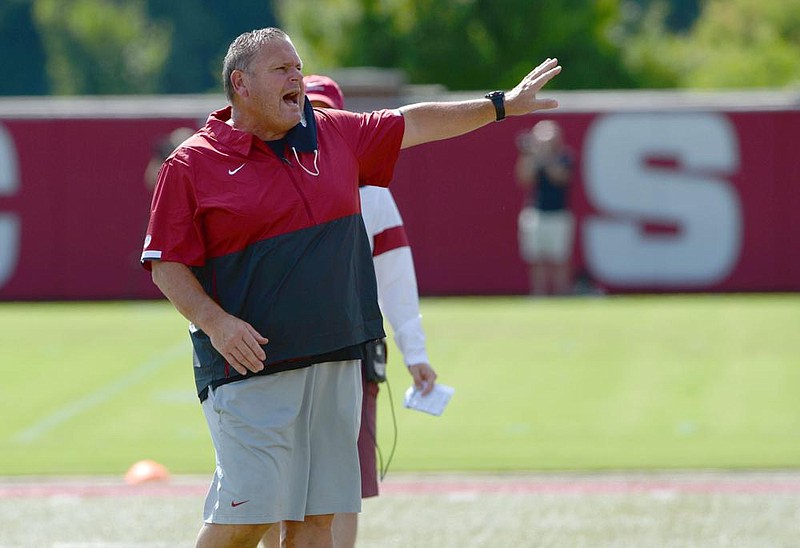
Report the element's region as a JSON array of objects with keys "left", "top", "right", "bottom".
[{"left": 142, "top": 103, "right": 405, "bottom": 400}]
